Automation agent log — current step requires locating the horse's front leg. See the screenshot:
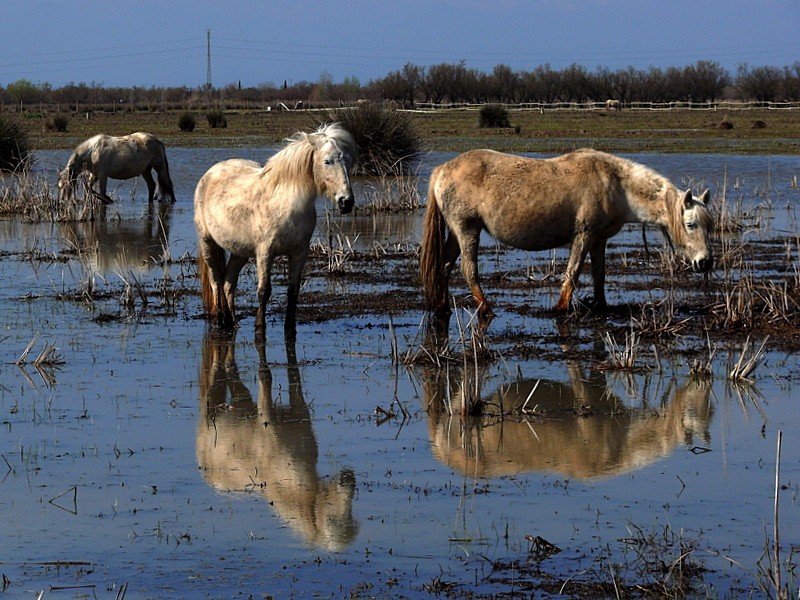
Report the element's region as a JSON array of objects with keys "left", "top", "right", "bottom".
[
  {"left": 556, "top": 231, "right": 591, "bottom": 312},
  {"left": 142, "top": 169, "right": 157, "bottom": 203},
  {"left": 284, "top": 249, "right": 309, "bottom": 340},
  {"left": 254, "top": 251, "right": 275, "bottom": 340},
  {"left": 95, "top": 174, "right": 113, "bottom": 204},
  {"left": 589, "top": 238, "right": 608, "bottom": 310}
]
